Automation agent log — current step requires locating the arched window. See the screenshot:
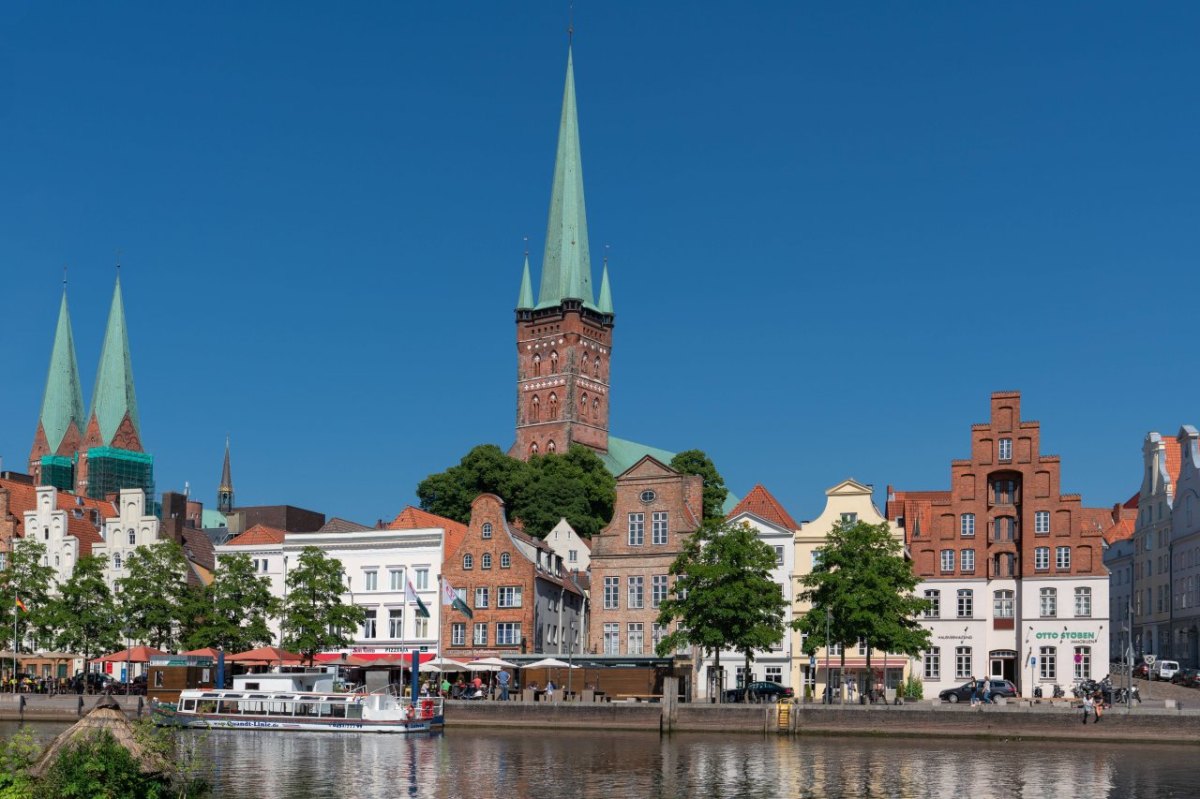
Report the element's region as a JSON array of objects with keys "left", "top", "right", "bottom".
[
  {"left": 128, "top": 529, "right": 136, "bottom": 546},
  {"left": 43, "top": 527, "right": 49, "bottom": 541},
  {"left": 548, "top": 393, "right": 558, "bottom": 419},
  {"left": 532, "top": 353, "right": 542, "bottom": 377},
  {"left": 501, "top": 552, "right": 511, "bottom": 568},
  {"left": 482, "top": 522, "right": 493, "bottom": 539},
  {"left": 530, "top": 442, "right": 539, "bottom": 455},
  {"left": 530, "top": 395, "right": 540, "bottom": 422},
  {"left": 547, "top": 440, "right": 556, "bottom": 453},
  {"left": 482, "top": 553, "right": 492, "bottom": 569},
  {"left": 550, "top": 351, "right": 559, "bottom": 374},
  {"left": 463, "top": 554, "right": 474, "bottom": 570},
  {"left": 114, "top": 553, "right": 122, "bottom": 570}
]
